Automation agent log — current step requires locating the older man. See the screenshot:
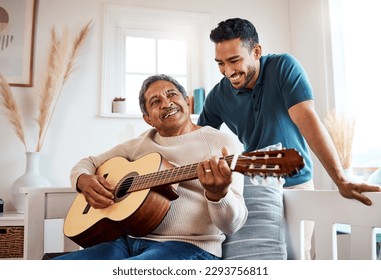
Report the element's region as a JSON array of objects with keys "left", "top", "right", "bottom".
[{"left": 56, "top": 74, "right": 247, "bottom": 260}]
